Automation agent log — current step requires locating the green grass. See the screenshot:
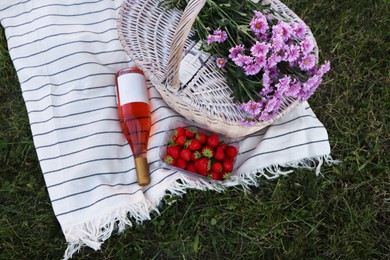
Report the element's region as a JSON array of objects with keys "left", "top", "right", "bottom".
[{"left": 1, "top": 0, "right": 389, "bottom": 259}]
